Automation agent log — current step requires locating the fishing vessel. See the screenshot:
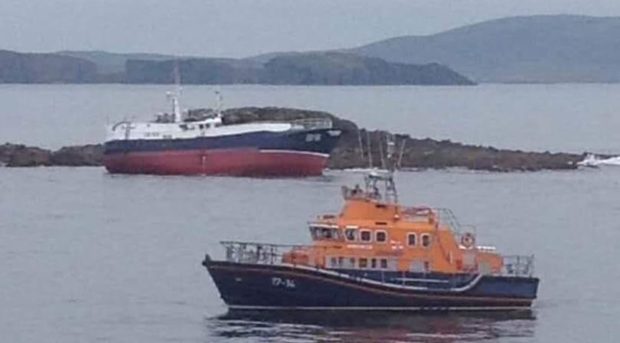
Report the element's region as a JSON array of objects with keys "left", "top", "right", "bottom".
[
  {"left": 103, "top": 89, "right": 342, "bottom": 176},
  {"left": 202, "top": 139, "right": 539, "bottom": 311}
]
